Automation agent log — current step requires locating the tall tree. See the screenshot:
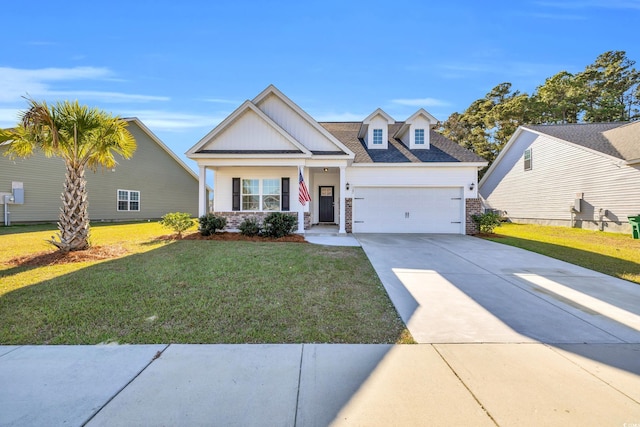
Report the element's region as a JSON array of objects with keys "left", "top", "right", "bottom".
[
  {"left": 0, "top": 100, "right": 136, "bottom": 252},
  {"left": 533, "top": 71, "right": 582, "bottom": 124},
  {"left": 577, "top": 50, "right": 640, "bottom": 122}
]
